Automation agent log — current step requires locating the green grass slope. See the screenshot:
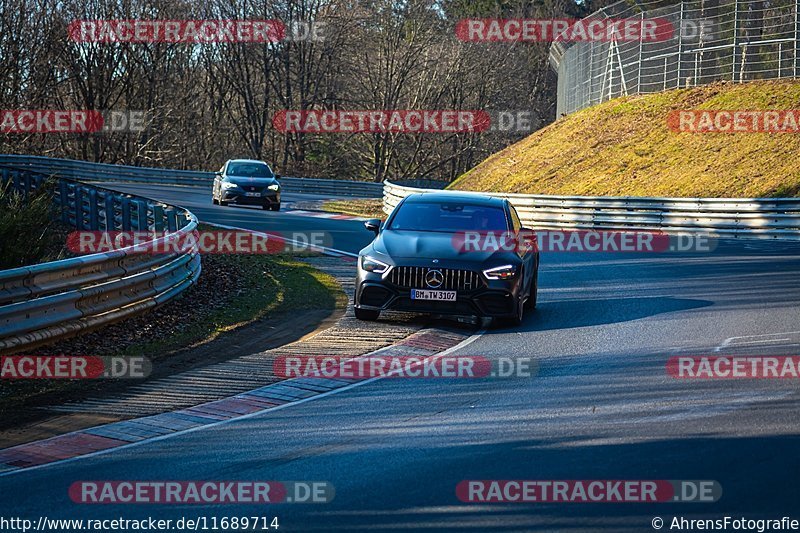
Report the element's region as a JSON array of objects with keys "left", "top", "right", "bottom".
[{"left": 450, "top": 80, "right": 800, "bottom": 198}]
